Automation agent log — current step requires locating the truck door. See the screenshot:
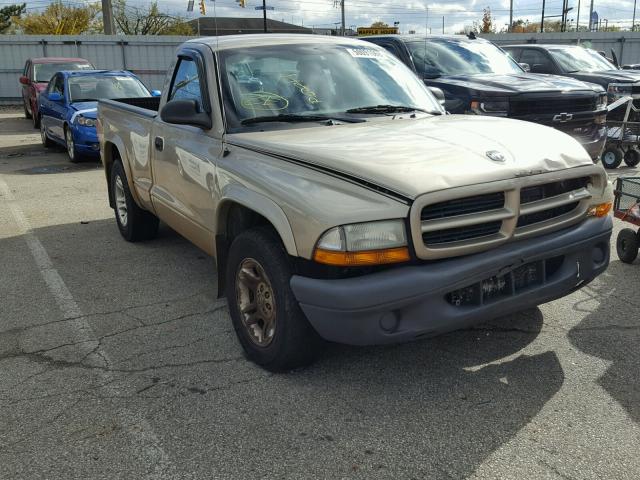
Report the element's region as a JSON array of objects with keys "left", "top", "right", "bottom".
[{"left": 150, "top": 51, "right": 221, "bottom": 246}]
